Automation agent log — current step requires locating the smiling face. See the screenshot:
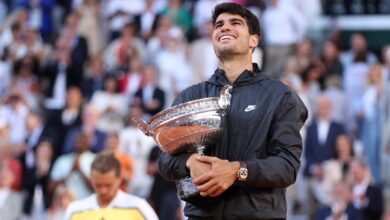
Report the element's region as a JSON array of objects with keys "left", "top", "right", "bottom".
[{"left": 212, "top": 13, "right": 258, "bottom": 60}]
